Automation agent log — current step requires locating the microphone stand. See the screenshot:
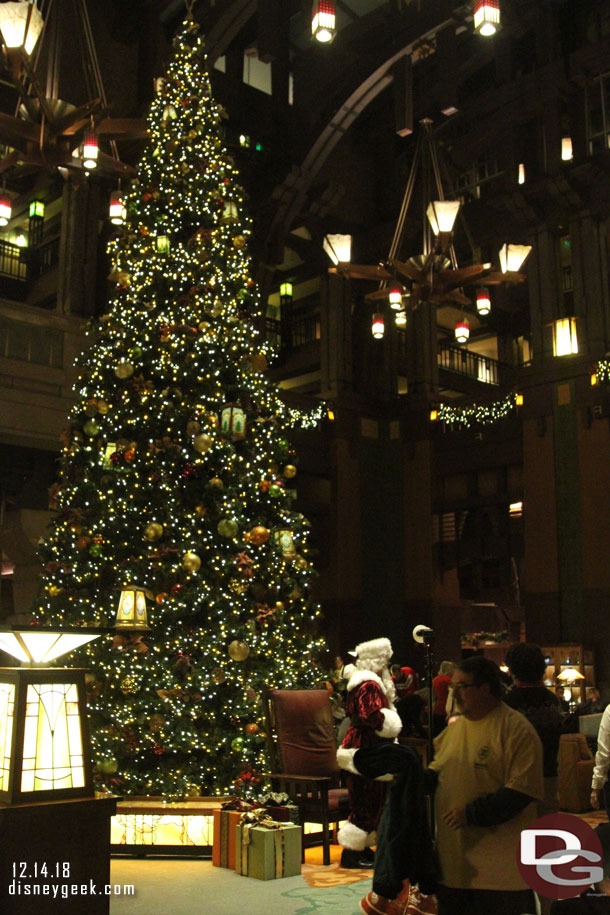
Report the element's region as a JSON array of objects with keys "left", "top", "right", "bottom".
[{"left": 422, "top": 632, "right": 435, "bottom": 767}]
